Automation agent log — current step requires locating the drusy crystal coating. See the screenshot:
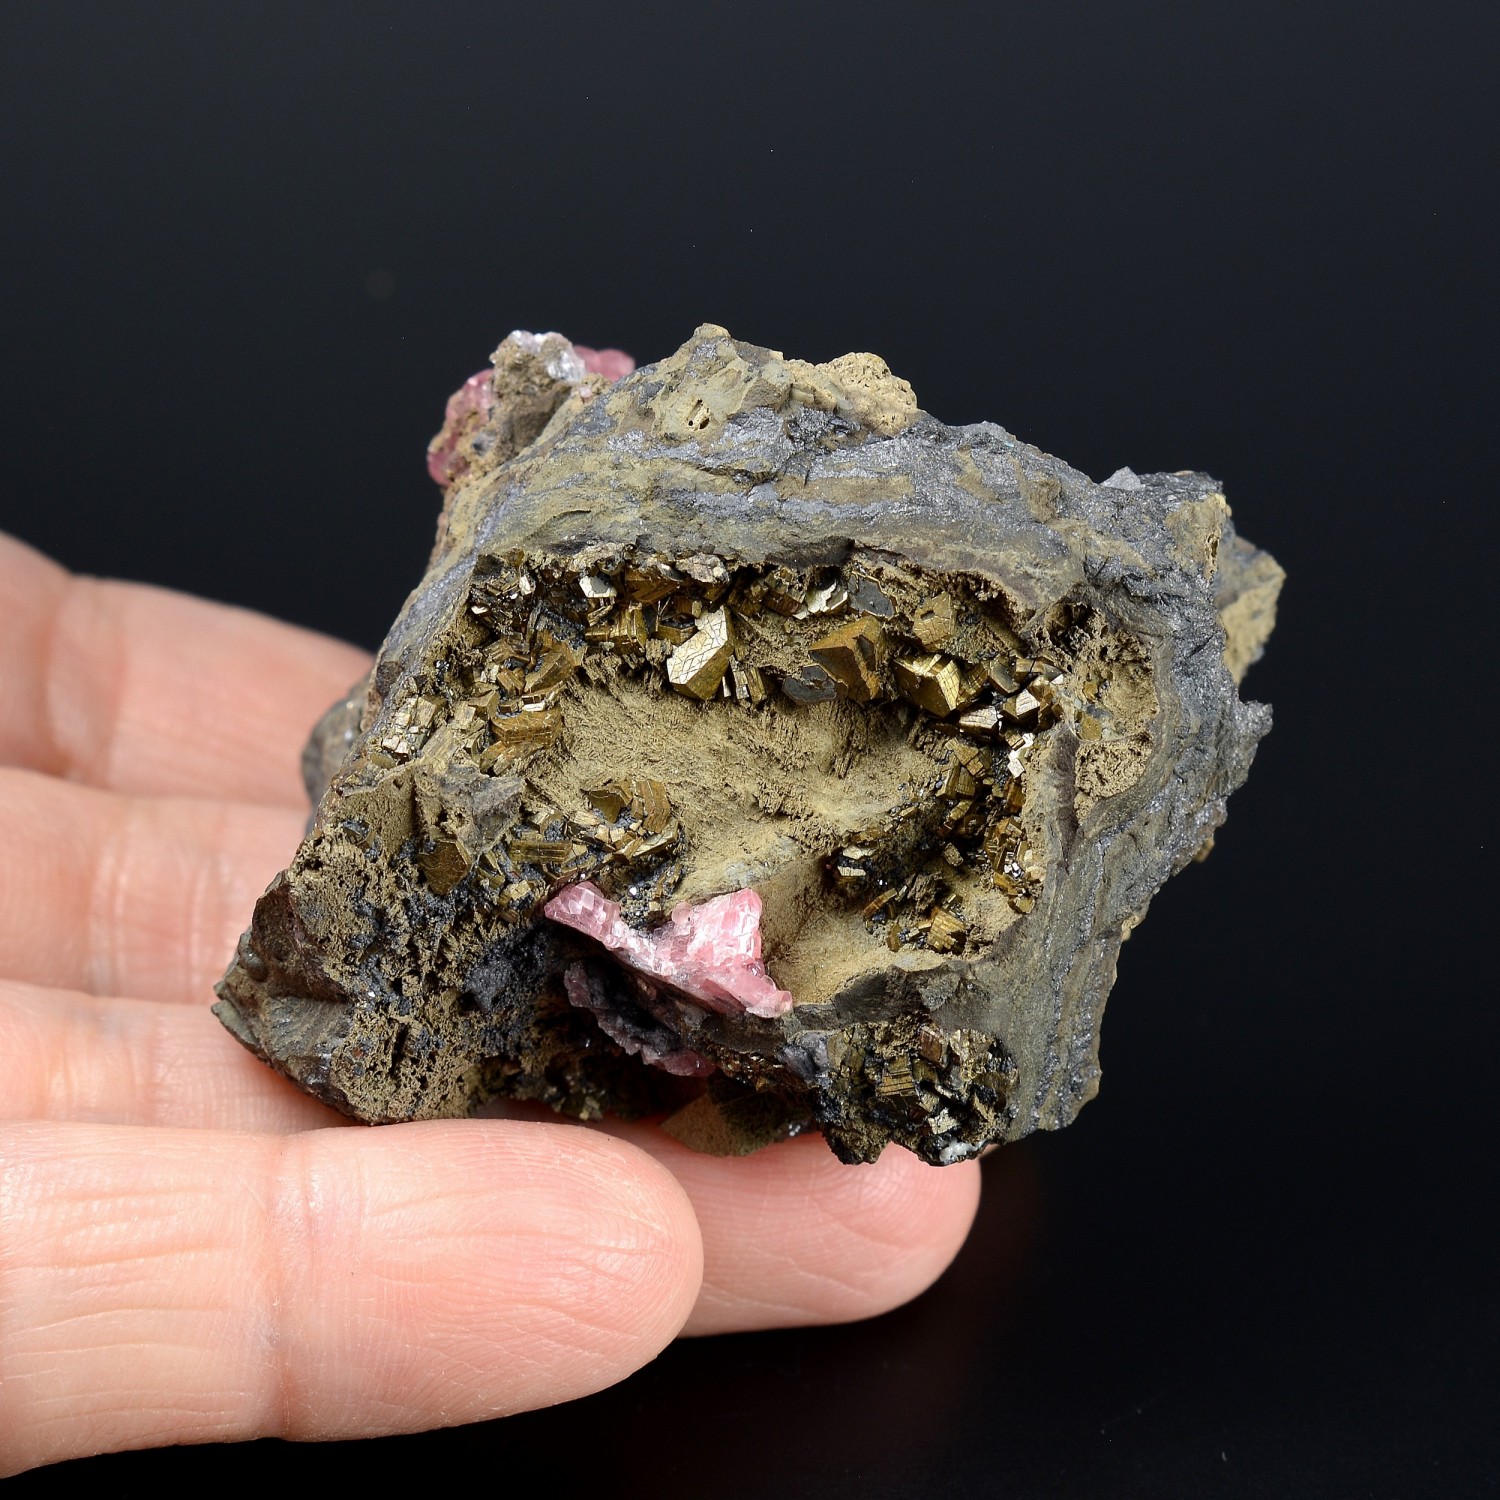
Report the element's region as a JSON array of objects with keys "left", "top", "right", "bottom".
[{"left": 214, "top": 326, "right": 1281, "bottom": 1164}]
